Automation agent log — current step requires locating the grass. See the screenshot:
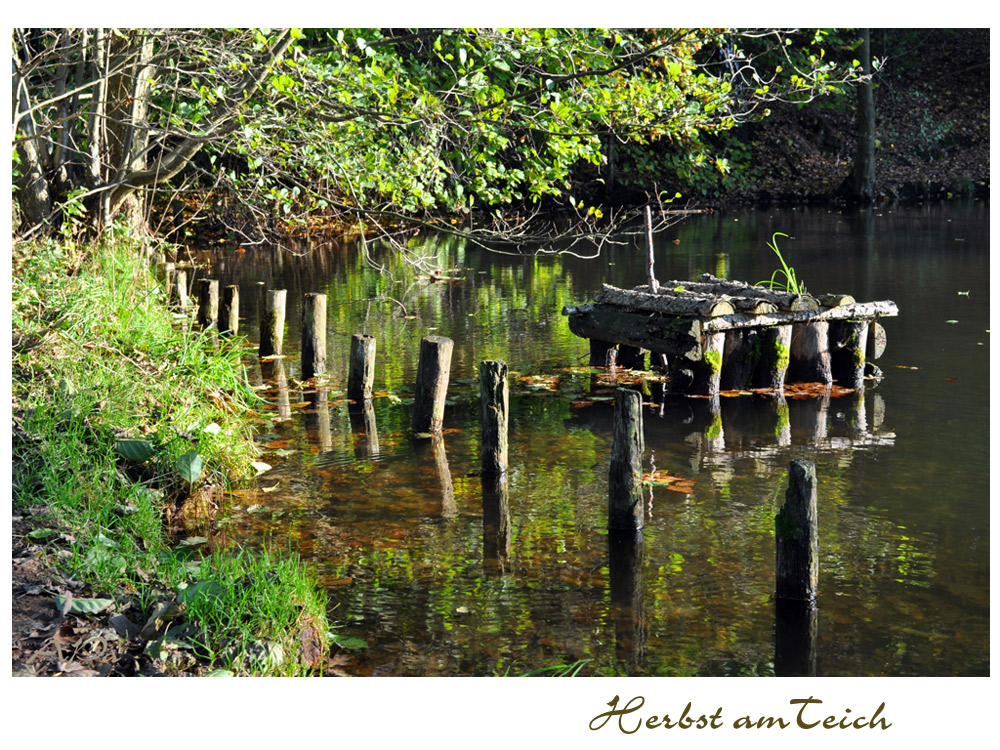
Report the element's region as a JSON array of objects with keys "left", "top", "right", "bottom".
[
  {"left": 755, "top": 232, "right": 807, "bottom": 295},
  {"left": 12, "top": 235, "right": 329, "bottom": 675}
]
